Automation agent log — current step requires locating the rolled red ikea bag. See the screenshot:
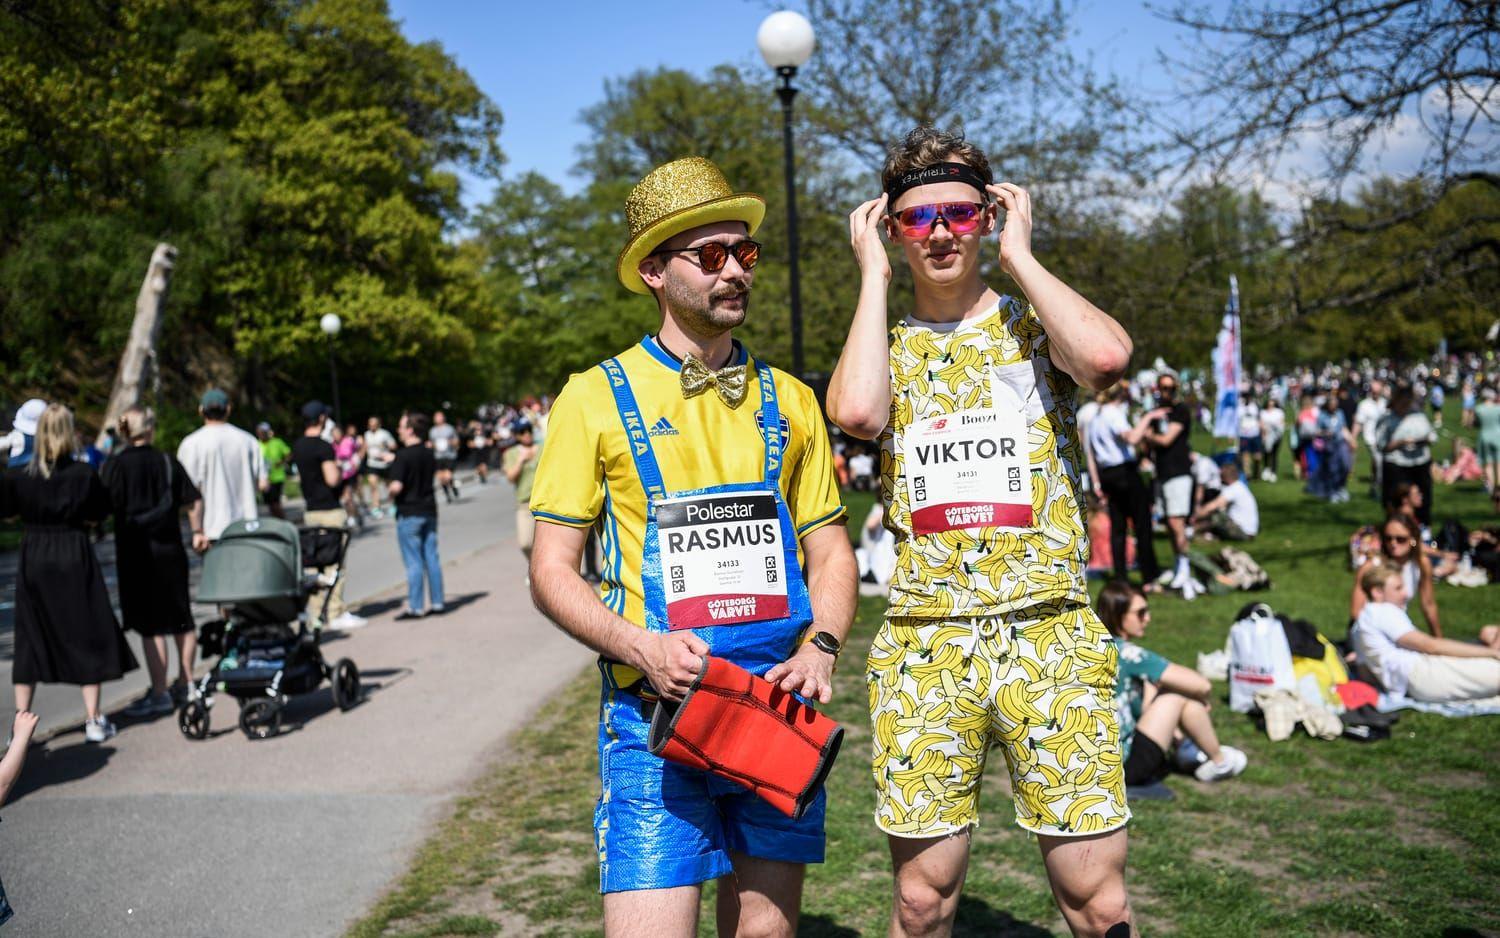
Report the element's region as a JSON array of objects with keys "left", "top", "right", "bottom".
[{"left": 647, "top": 655, "right": 844, "bottom": 818}]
